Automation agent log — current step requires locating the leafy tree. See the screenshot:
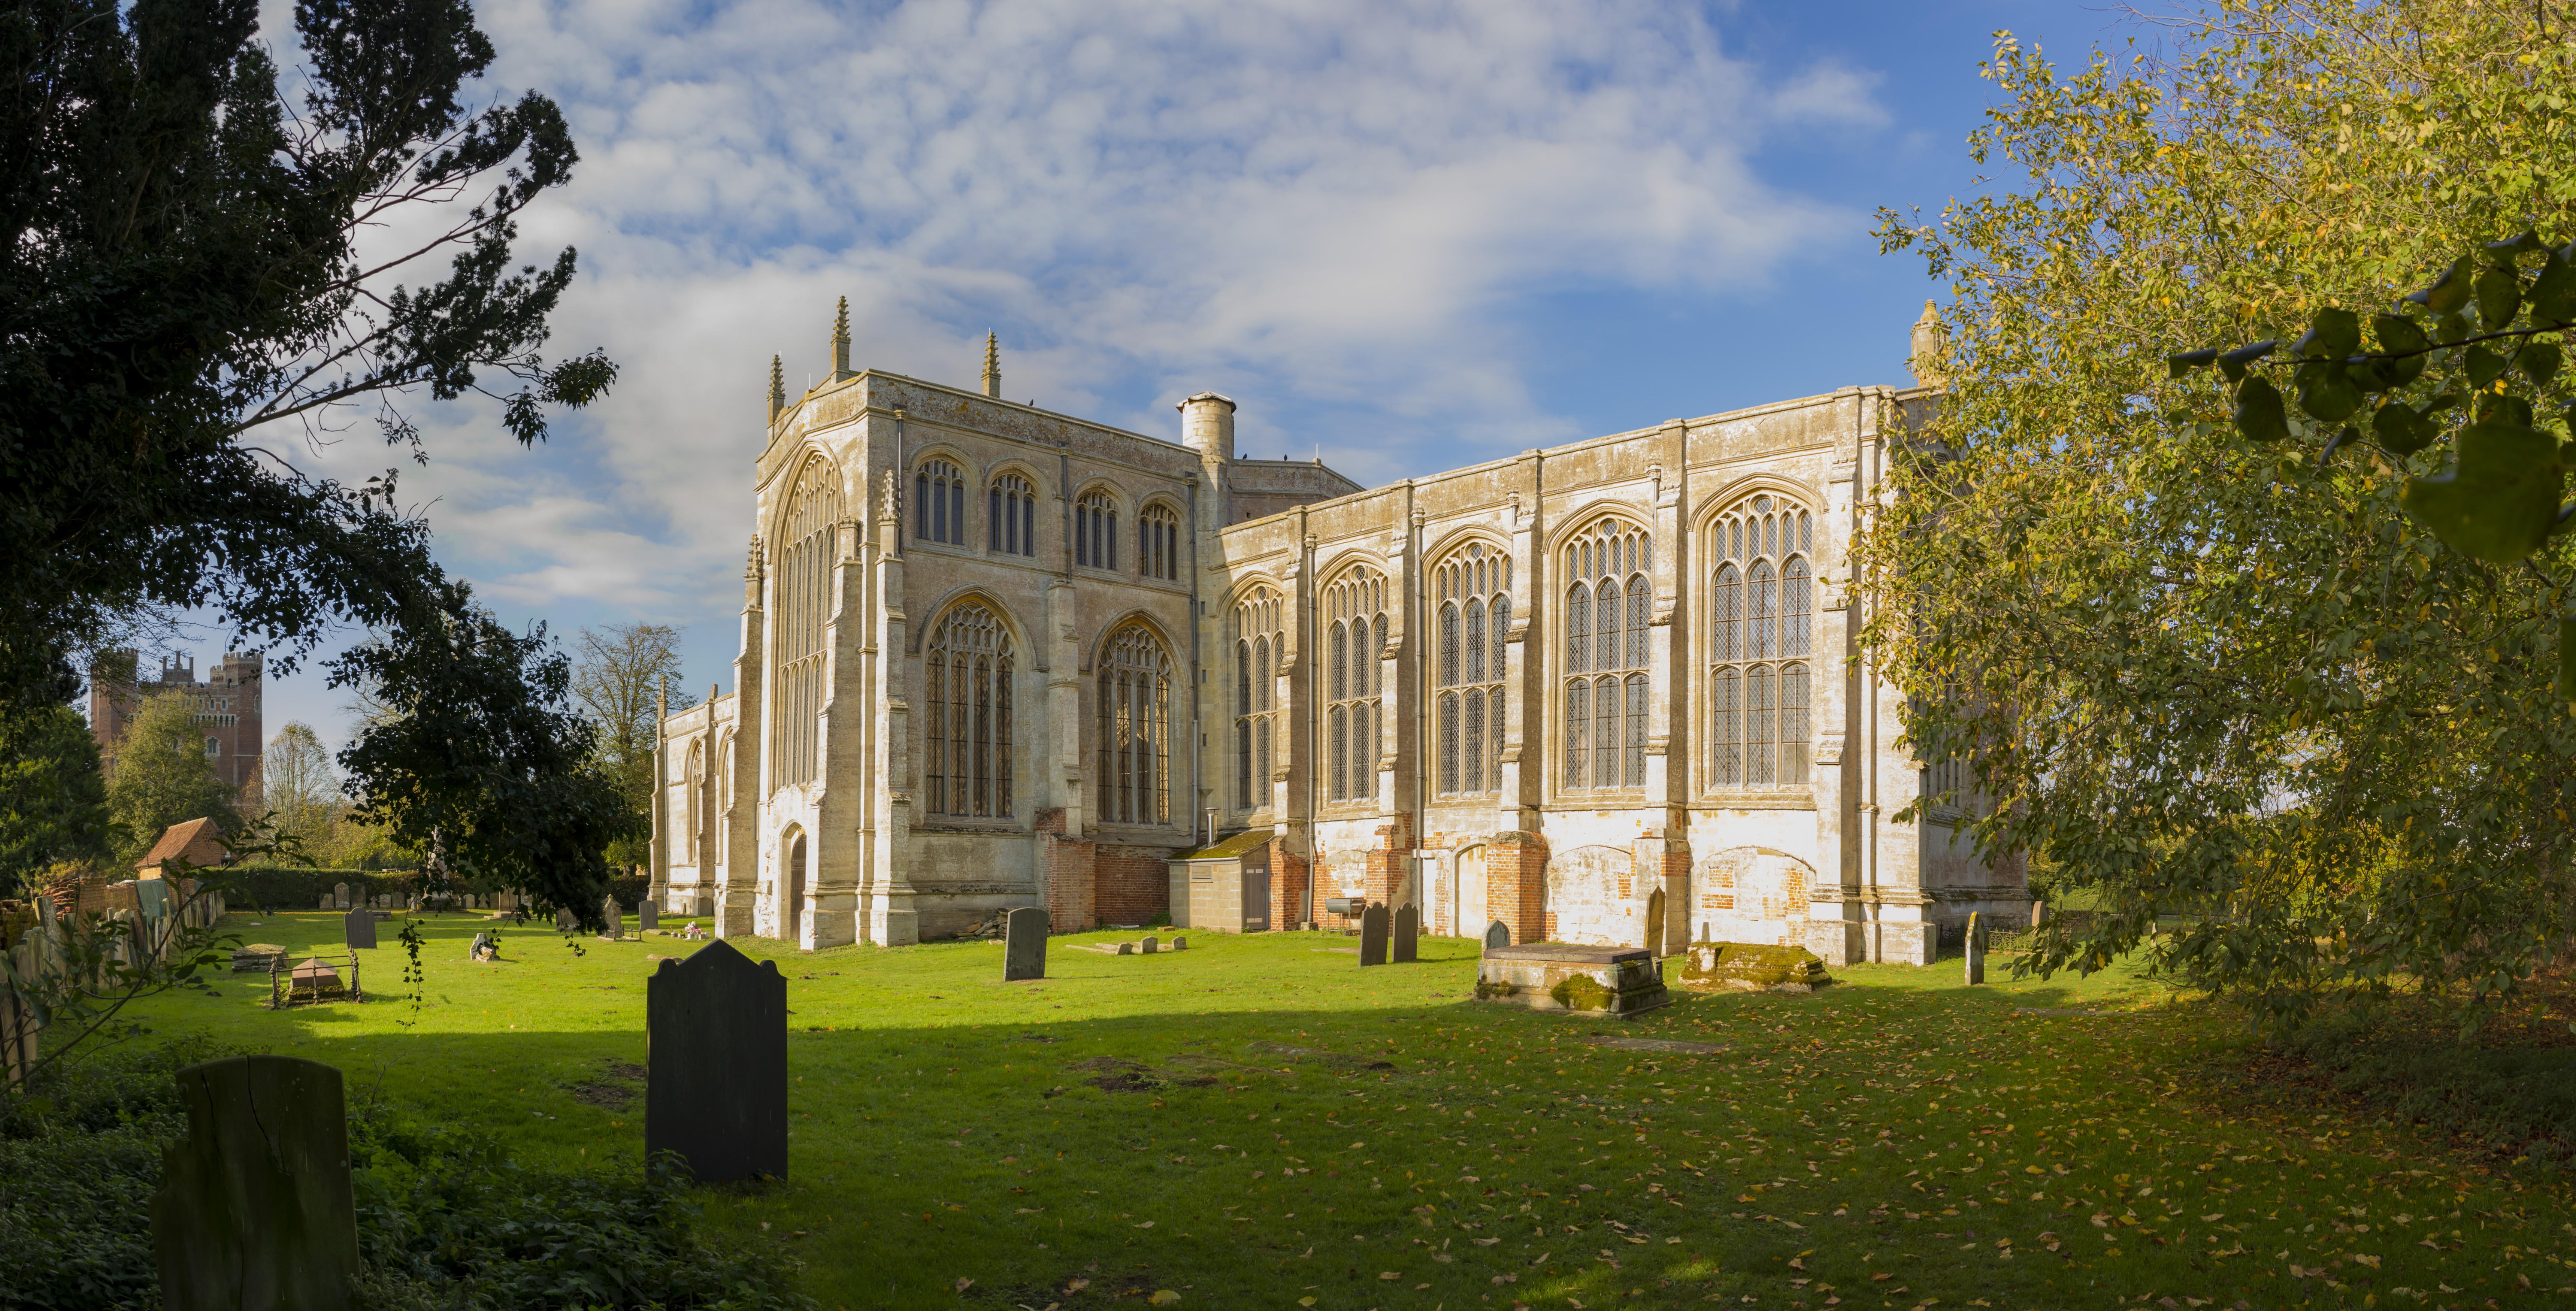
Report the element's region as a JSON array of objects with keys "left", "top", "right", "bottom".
[
  {"left": 0, "top": 0, "right": 614, "bottom": 714},
  {"left": 102, "top": 693, "right": 239, "bottom": 868},
  {"left": 333, "top": 581, "right": 635, "bottom": 924},
  {"left": 259, "top": 721, "right": 343, "bottom": 850},
  {"left": 570, "top": 623, "right": 694, "bottom": 871},
  {"left": 1866, "top": 0, "right": 2576, "bottom": 1027},
  {"left": 0, "top": 705, "right": 111, "bottom": 896}
]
